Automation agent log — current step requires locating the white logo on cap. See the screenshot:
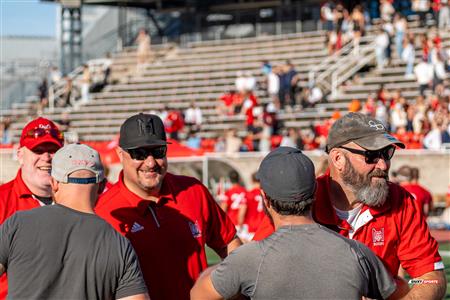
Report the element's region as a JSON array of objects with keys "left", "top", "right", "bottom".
[
  {"left": 38, "top": 124, "right": 51, "bottom": 129},
  {"left": 368, "top": 120, "right": 385, "bottom": 131}
]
